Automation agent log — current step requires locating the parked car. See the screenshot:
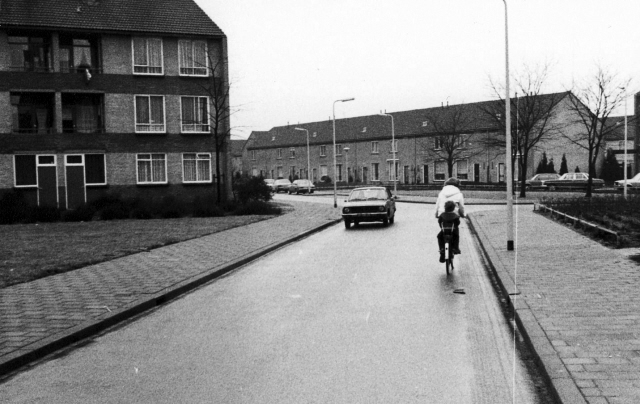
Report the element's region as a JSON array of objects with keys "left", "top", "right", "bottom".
[
  {"left": 518, "top": 173, "right": 561, "bottom": 189},
  {"left": 273, "top": 179, "right": 292, "bottom": 193},
  {"left": 614, "top": 173, "right": 640, "bottom": 189},
  {"left": 342, "top": 187, "right": 397, "bottom": 229},
  {"left": 288, "top": 179, "right": 315, "bottom": 194},
  {"left": 544, "top": 172, "right": 605, "bottom": 191},
  {"left": 264, "top": 179, "right": 275, "bottom": 193}
]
